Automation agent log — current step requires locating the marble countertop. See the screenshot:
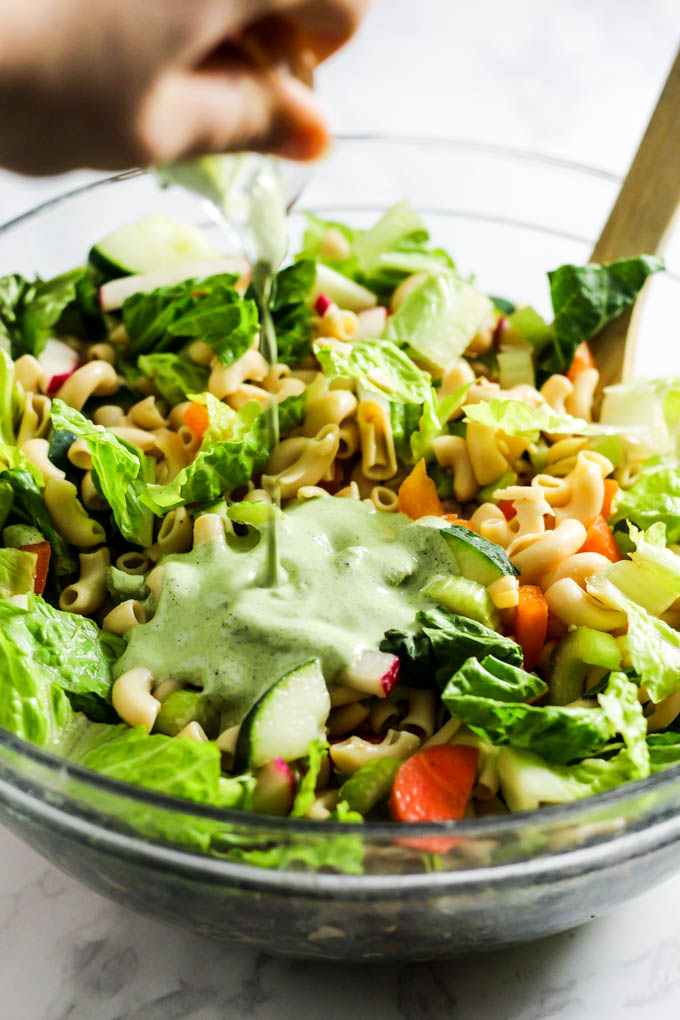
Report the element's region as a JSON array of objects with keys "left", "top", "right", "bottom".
[{"left": 1, "top": 1, "right": 680, "bottom": 1016}]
